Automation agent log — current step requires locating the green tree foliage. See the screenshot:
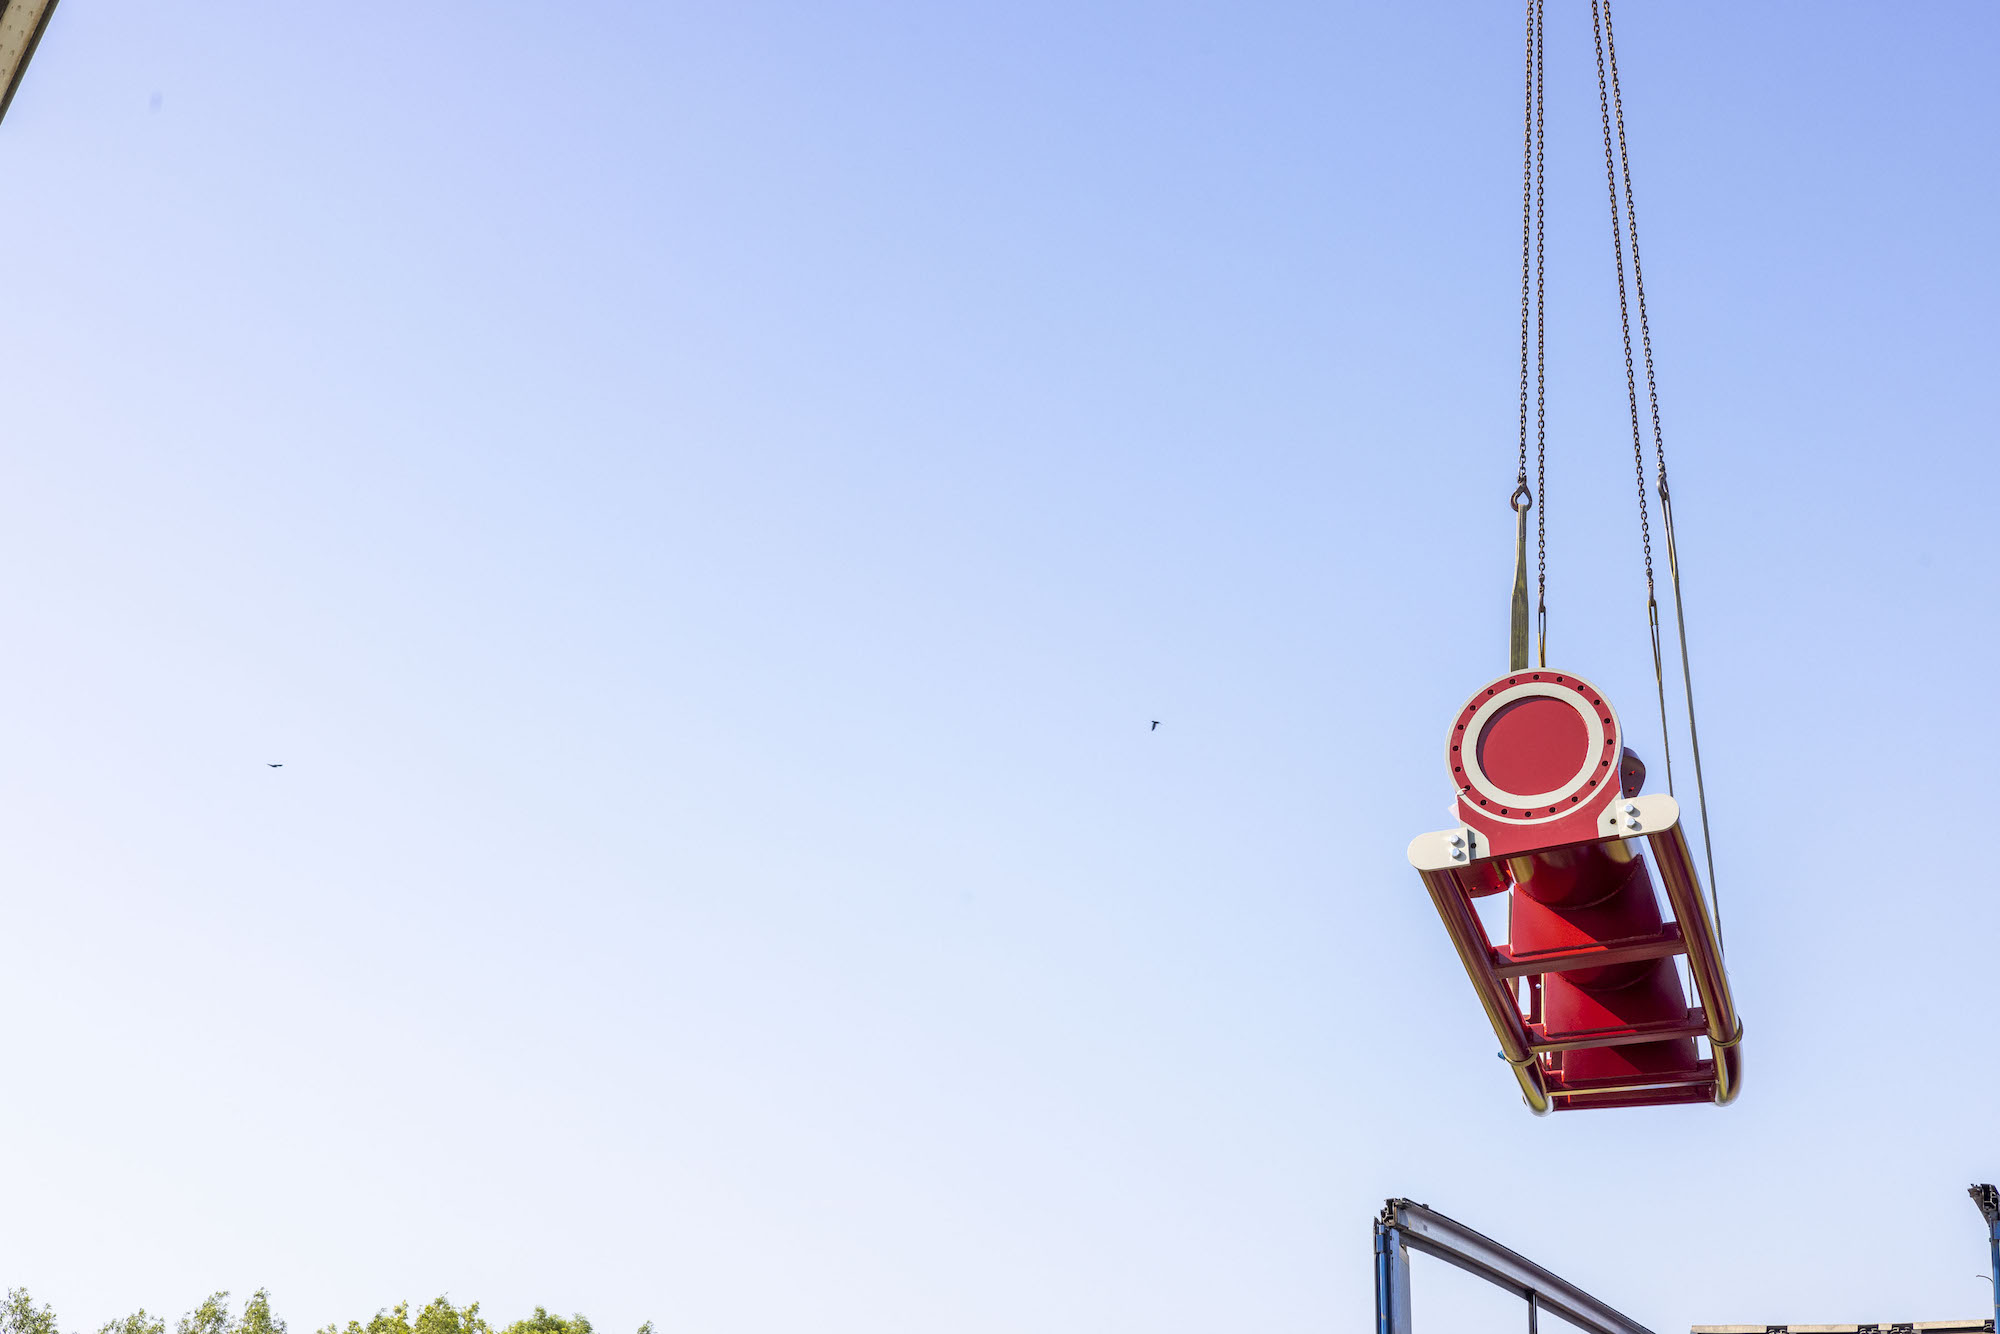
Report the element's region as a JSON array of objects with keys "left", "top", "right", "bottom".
[
  {"left": 317, "top": 1296, "right": 489, "bottom": 1334},
  {"left": 411, "top": 1298, "right": 485, "bottom": 1334},
  {"left": 0, "top": 1292, "right": 642, "bottom": 1334},
  {"left": 97, "top": 1313, "right": 165, "bottom": 1334},
  {"left": 1, "top": 1290, "right": 63, "bottom": 1334},
  {"left": 176, "top": 1295, "right": 230, "bottom": 1334},
  {"left": 235, "top": 1293, "right": 283, "bottom": 1334},
  {"left": 498, "top": 1309, "right": 589, "bottom": 1334}
]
